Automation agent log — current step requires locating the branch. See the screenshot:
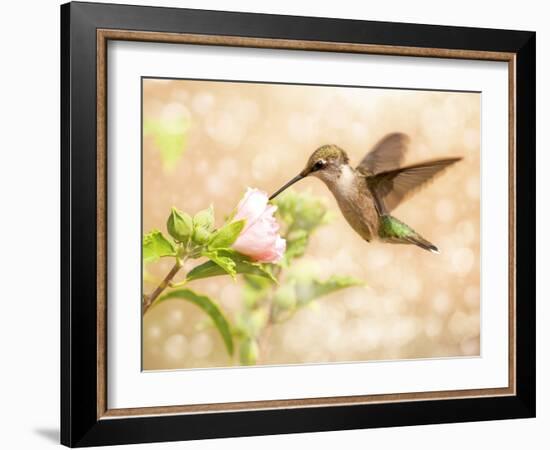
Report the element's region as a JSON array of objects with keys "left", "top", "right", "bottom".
[
  {"left": 257, "top": 265, "right": 282, "bottom": 364},
  {"left": 142, "top": 258, "right": 183, "bottom": 315}
]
